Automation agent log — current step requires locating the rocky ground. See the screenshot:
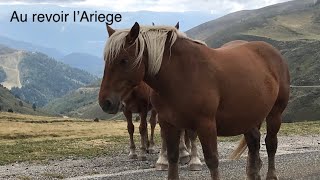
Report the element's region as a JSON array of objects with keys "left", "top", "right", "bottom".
[{"left": 0, "top": 135, "right": 319, "bottom": 180}]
